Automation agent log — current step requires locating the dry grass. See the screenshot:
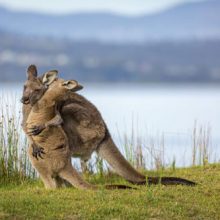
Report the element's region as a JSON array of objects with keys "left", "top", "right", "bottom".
[
  {"left": 0, "top": 96, "right": 35, "bottom": 183},
  {"left": 0, "top": 97, "right": 218, "bottom": 183}
]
